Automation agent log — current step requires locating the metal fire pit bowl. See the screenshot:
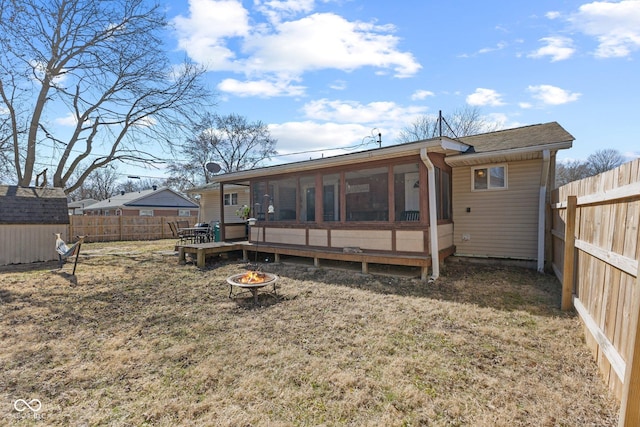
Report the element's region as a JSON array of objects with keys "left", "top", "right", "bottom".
[{"left": 226, "top": 271, "right": 278, "bottom": 304}]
